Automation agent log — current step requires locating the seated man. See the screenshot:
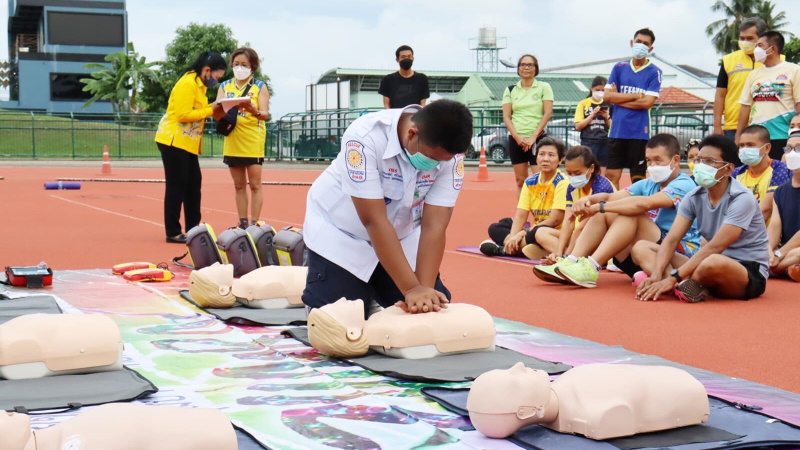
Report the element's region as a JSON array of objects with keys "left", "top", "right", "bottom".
[
  {"left": 534, "top": 134, "right": 700, "bottom": 288},
  {"left": 634, "top": 135, "right": 769, "bottom": 302},
  {"left": 481, "top": 138, "right": 567, "bottom": 259},
  {"left": 767, "top": 131, "right": 800, "bottom": 281},
  {"left": 733, "top": 124, "right": 790, "bottom": 224}
]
